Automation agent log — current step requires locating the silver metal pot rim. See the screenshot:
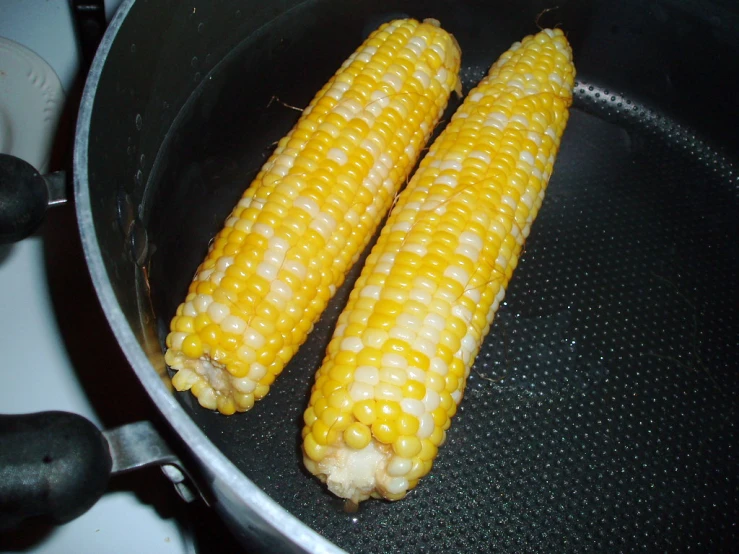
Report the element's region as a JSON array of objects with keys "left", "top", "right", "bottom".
[{"left": 72, "top": 1, "right": 342, "bottom": 552}]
